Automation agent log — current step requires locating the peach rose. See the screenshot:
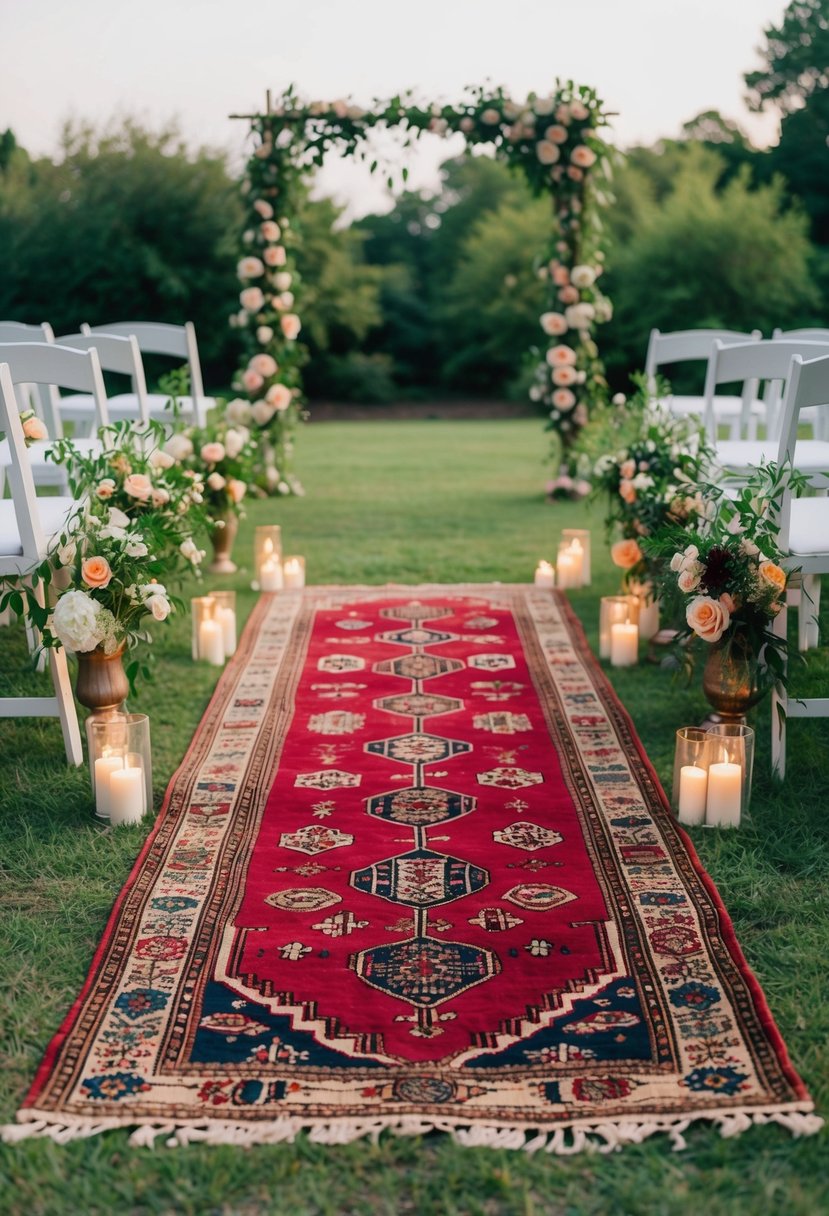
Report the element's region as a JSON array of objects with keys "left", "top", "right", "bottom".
[
  {"left": 260, "top": 221, "right": 282, "bottom": 242},
  {"left": 720, "top": 592, "right": 738, "bottom": 614},
  {"left": 540, "top": 311, "right": 568, "bottom": 336},
  {"left": 151, "top": 487, "right": 170, "bottom": 508},
  {"left": 536, "top": 140, "right": 560, "bottom": 165},
  {"left": 547, "top": 344, "right": 577, "bottom": 366},
  {"left": 558, "top": 285, "right": 579, "bottom": 304},
  {"left": 200, "top": 442, "right": 225, "bottom": 463},
  {"left": 686, "top": 595, "right": 730, "bottom": 643},
  {"left": 237, "top": 256, "right": 264, "bottom": 280},
  {"left": 551, "top": 264, "right": 570, "bottom": 286},
  {"left": 545, "top": 124, "right": 569, "bottom": 144},
  {"left": 759, "top": 561, "right": 786, "bottom": 592},
  {"left": 570, "top": 100, "right": 589, "bottom": 121},
  {"left": 266, "top": 383, "right": 292, "bottom": 411},
  {"left": 253, "top": 199, "right": 274, "bottom": 219},
  {"left": 619, "top": 459, "right": 636, "bottom": 480},
  {"left": 567, "top": 166, "right": 585, "bottom": 182},
  {"left": 207, "top": 471, "right": 226, "bottom": 491},
  {"left": 251, "top": 400, "right": 275, "bottom": 426},
  {"left": 551, "top": 365, "right": 578, "bottom": 386},
  {"left": 552, "top": 388, "right": 576, "bottom": 410},
  {"left": 96, "top": 478, "right": 117, "bottom": 499},
  {"left": 22, "top": 415, "right": 48, "bottom": 442},
  {"left": 280, "top": 314, "right": 302, "bottom": 340},
  {"left": 555, "top": 104, "right": 571, "bottom": 124},
  {"left": 123, "top": 473, "right": 153, "bottom": 502},
  {"left": 227, "top": 478, "right": 247, "bottom": 503},
  {"left": 240, "top": 286, "right": 265, "bottom": 312},
  {"left": 611, "top": 538, "right": 643, "bottom": 569},
  {"left": 81, "top": 556, "right": 112, "bottom": 589},
  {"left": 618, "top": 479, "right": 636, "bottom": 504},
  {"left": 242, "top": 368, "right": 264, "bottom": 393},
  {"left": 263, "top": 246, "right": 287, "bottom": 267},
  {"left": 571, "top": 145, "right": 597, "bottom": 168},
  {"left": 249, "top": 353, "right": 277, "bottom": 378},
  {"left": 677, "top": 568, "right": 701, "bottom": 593}
]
